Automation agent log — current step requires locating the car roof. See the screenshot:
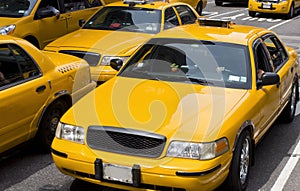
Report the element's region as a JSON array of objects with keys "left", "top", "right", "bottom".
[
  {"left": 107, "top": 0, "right": 189, "bottom": 9},
  {"left": 152, "top": 20, "right": 271, "bottom": 45}
]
